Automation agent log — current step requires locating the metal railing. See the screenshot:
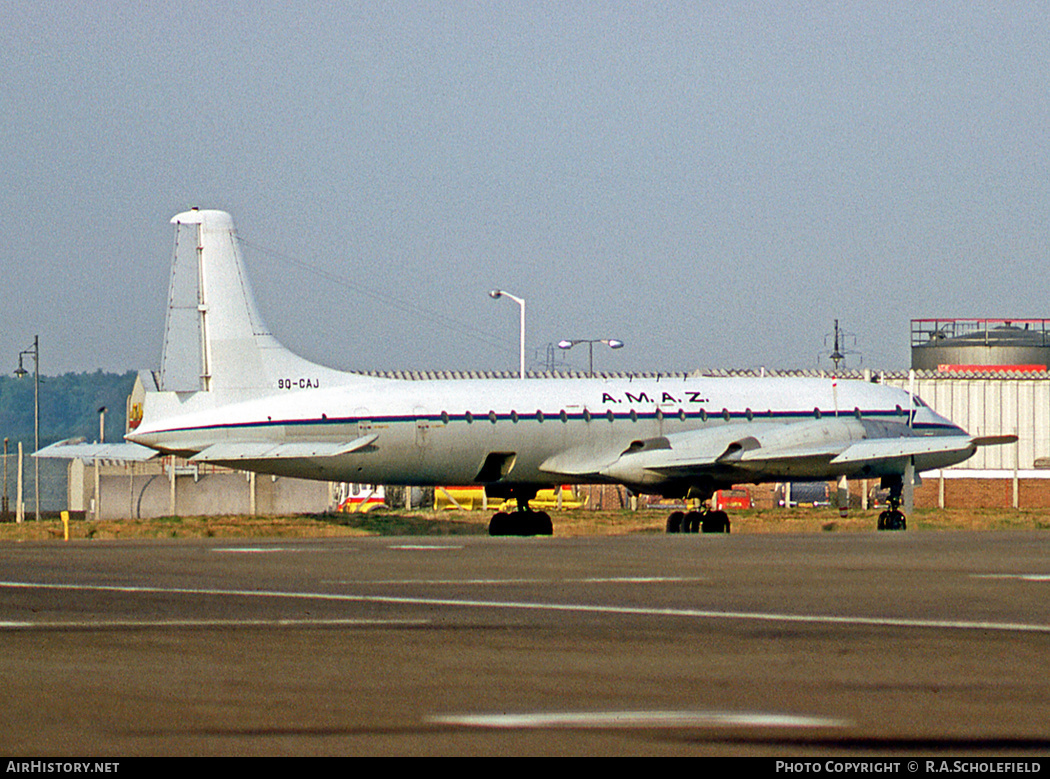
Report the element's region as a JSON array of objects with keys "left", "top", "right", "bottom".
[{"left": 911, "top": 318, "right": 1050, "bottom": 348}]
